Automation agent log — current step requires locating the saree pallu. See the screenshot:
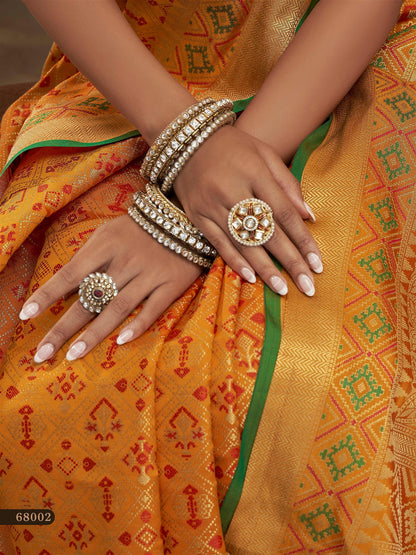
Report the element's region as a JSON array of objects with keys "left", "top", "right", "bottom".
[{"left": 0, "top": 1, "right": 416, "bottom": 553}]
